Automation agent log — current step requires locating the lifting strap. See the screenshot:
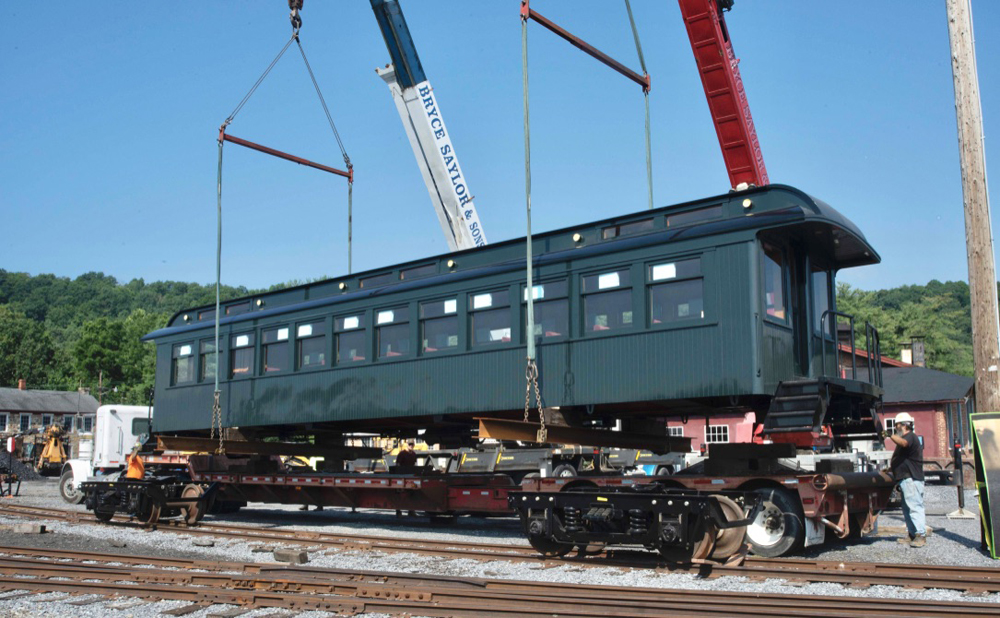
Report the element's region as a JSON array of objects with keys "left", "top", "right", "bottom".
[
  {"left": 212, "top": 9, "right": 353, "bottom": 453},
  {"left": 521, "top": 8, "right": 545, "bottom": 444},
  {"left": 520, "top": 0, "right": 654, "bottom": 209}
]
